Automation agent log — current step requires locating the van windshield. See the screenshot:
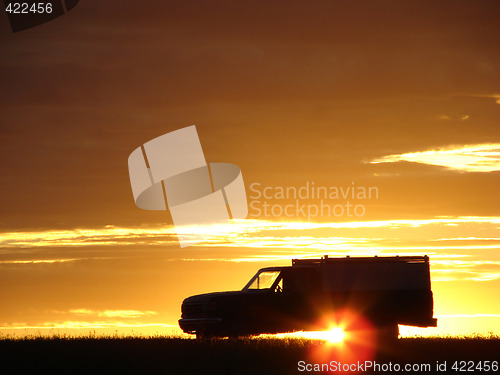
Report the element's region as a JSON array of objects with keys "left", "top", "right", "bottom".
[{"left": 245, "top": 270, "right": 281, "bottom": 290}]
